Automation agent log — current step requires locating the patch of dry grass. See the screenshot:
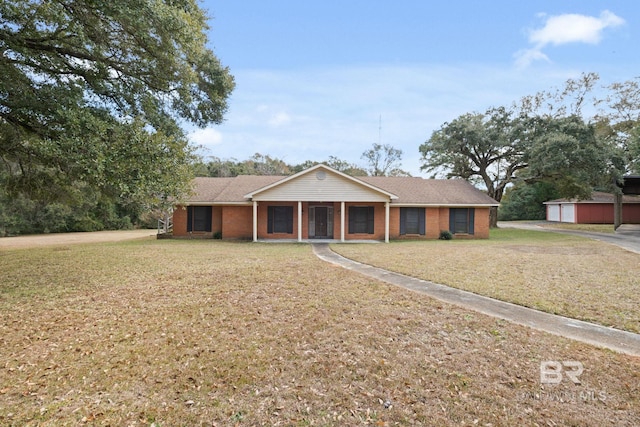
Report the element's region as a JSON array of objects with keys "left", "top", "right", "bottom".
[
  {"left": 540, "top": 223, "right": 616, "bottom": 233},
  {"left": 0, "top": 239, "right": 639, "bottom": 426},
  {"left": 332, "top": 229, "right": 640, "bottom": 333}
]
